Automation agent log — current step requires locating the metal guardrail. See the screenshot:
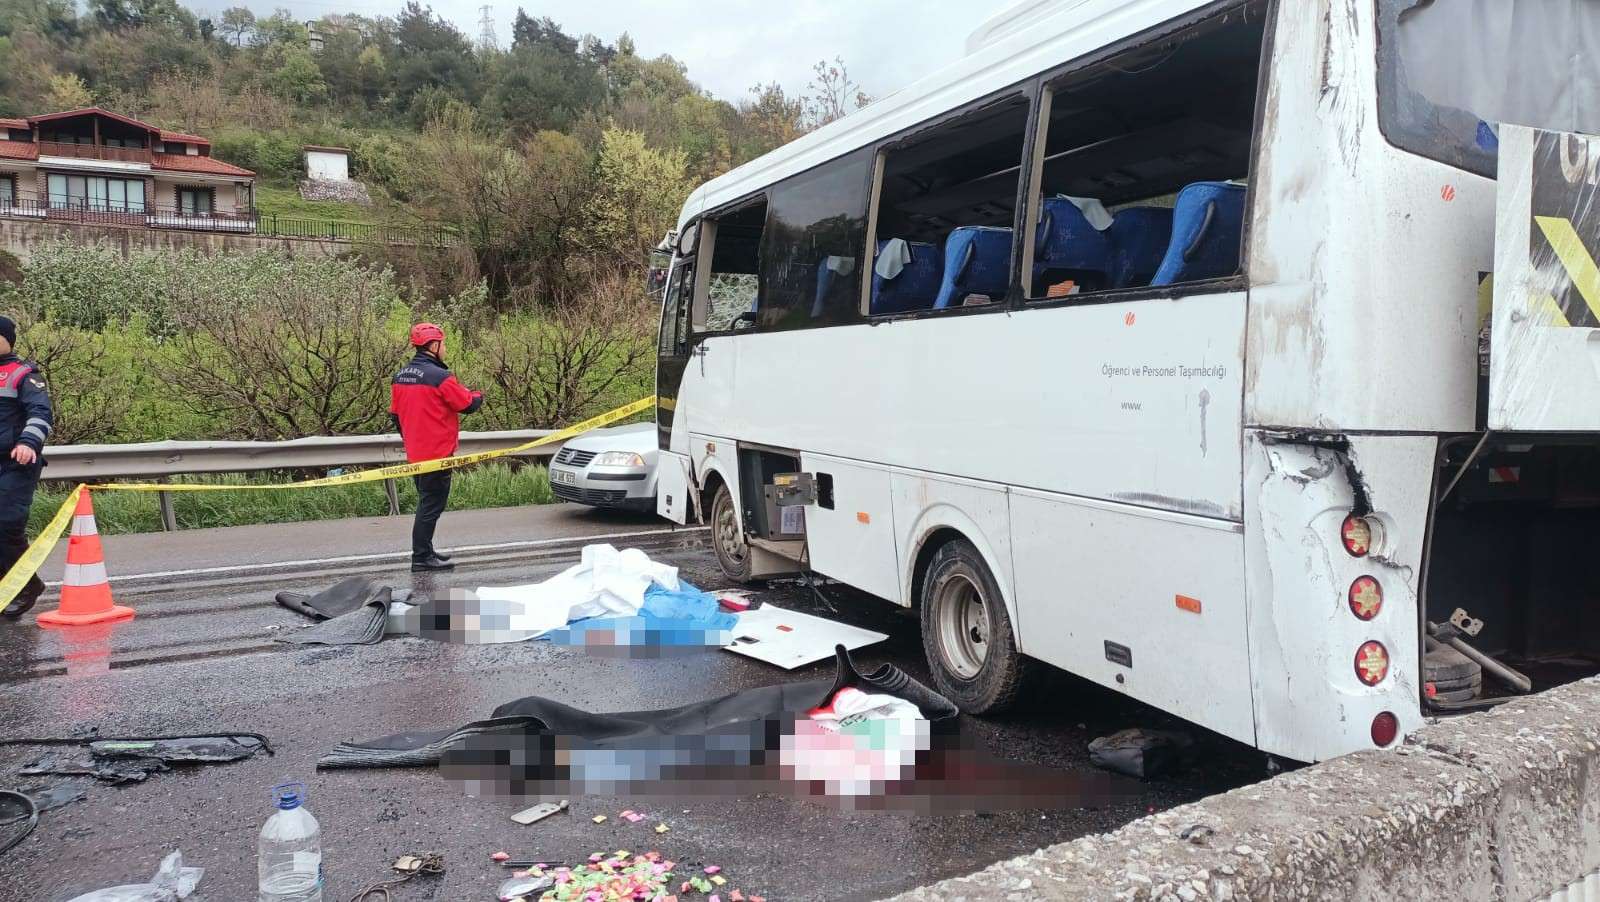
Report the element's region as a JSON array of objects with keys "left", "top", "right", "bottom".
[{"left": 44, "top": 430, "right": 559, "bottom": 531}]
